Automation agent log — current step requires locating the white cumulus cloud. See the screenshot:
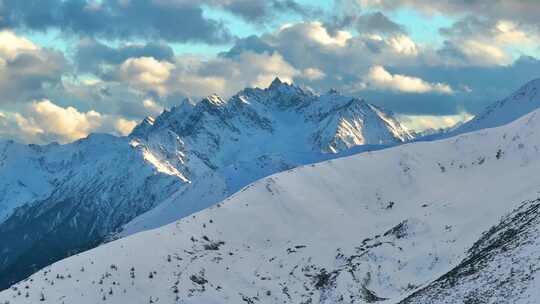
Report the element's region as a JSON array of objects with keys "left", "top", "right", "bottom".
[
  {"left": 279, "top": 21, "right": 352, "bottom": 47},
  {"left": 302, "top": 67, "right": 326, "bottom": 80},
  {"left": 0, "top": 31, "right": 39, "bottom": 60},
  {"left": 0, "top": 31, "right": 66, "bottom": 103},
  {"left": 398, "top": 112, "right": 474, "bottom": 132},
  {"left": 119, "top": 57, "right": 174, "bottom": 96},
  {"left": 366, "top": 65, "right": 453, "bottom": 94},
  {"left": 0, "top": 100, "right": 138, "bottom": 144}
]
